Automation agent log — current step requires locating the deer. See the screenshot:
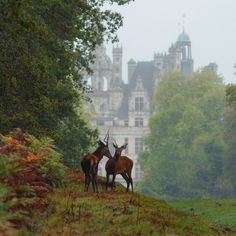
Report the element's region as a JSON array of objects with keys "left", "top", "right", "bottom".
[
  {"left": 81, "top": 132, "right": 112, "bottom": 192},
  {"left": 105, "top": 140, "right": 134, "bottom": 192}
]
